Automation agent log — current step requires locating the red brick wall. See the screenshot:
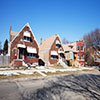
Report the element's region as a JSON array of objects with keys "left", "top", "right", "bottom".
[
  {"left": 10, "top": 25, "right": 39, "bottom": 65},
  {"left": 76, "top": 40, "right": 85, "bottom": 65},
  {"left": 26, "top": 57, "right": 38, "bottom": 64},
  {"left": 49, "top": 36, "right": 64, "bottom": 64},
  {"left": 13, "top": 60, "right": 22, "bottom": 67}
]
